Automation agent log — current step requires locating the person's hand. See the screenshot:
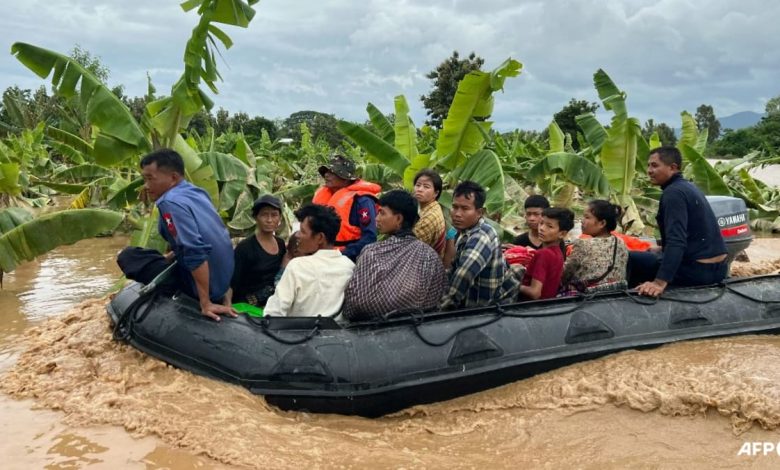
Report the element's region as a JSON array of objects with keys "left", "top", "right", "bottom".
[
  {"left": 501, "top": 243, "right": 517, "bottom": 251},
  {"left": 200, "top": 301, "right": 238, "bottom": 322},
  {"left": 636, "top": 280, "right": 667, "bottom": 297}
]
